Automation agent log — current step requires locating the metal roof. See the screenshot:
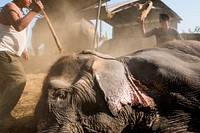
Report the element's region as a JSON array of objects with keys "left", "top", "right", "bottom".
[
  {"left": 105, "top": 0, "right": 138, "bottom": 13},
  {"left": 41, "top": 0, "right": 110, "bottom": 11},
  {"left": 37, "top": 0, "right": 182, "bottom": 27},
  {"left": 80, "top": 0, "right": 182, "bottom": 26},
  {"left": 103, "top": 0, "right": 182, "bottom": 26}
]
